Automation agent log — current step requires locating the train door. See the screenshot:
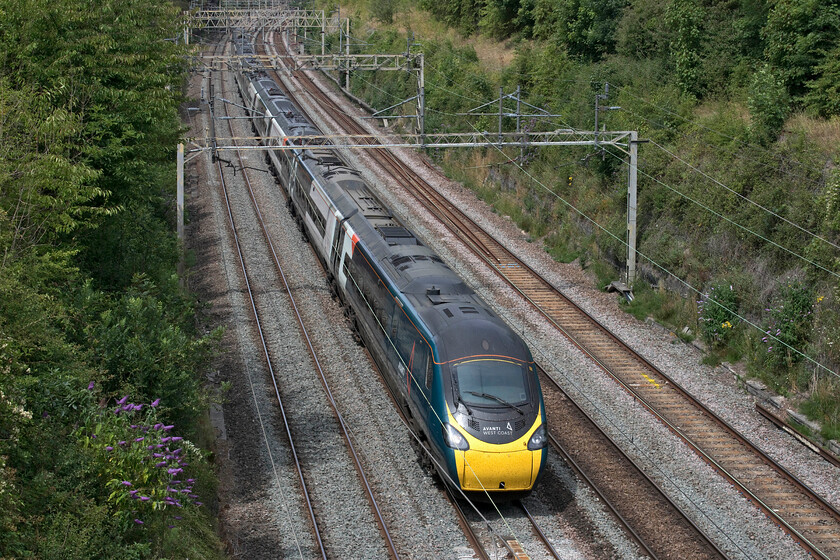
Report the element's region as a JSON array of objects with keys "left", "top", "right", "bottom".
[
  {"left": 323, "top": 212, "right": 337, "bottom": 264},
  {"left": 288, "top": 157, "right": 298, "bottom": 199},
  {"left": 336, "top": 225, "right": 355, "bottom": 293}
]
